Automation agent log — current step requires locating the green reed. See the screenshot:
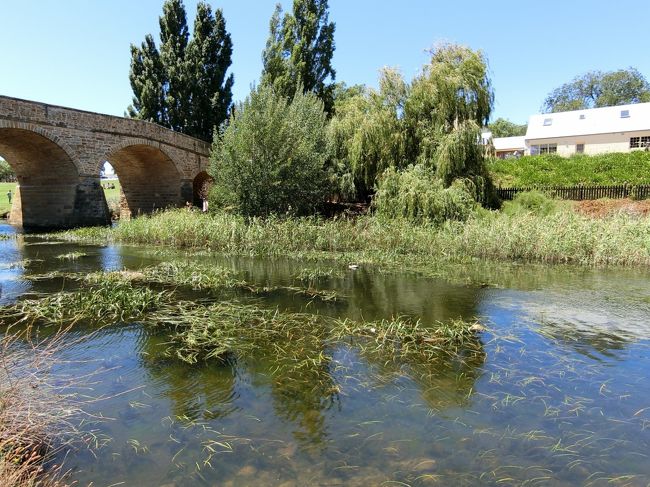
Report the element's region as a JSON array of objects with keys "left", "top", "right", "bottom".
[
  {"left": 0, "top": 280, "right": 170, "bottom": 327},
  {"left": 54, "top": 208, "right": 650, "bottom": 267}
]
